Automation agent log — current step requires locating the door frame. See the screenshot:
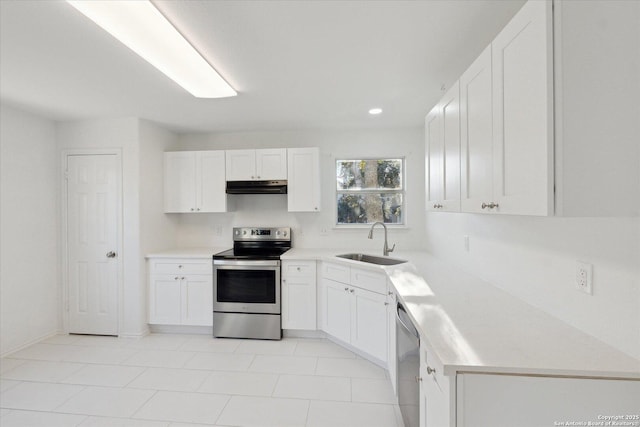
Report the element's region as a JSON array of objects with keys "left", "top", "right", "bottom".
[{"left": 60, "top": 148, "right": 123, "bottom": 335}]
